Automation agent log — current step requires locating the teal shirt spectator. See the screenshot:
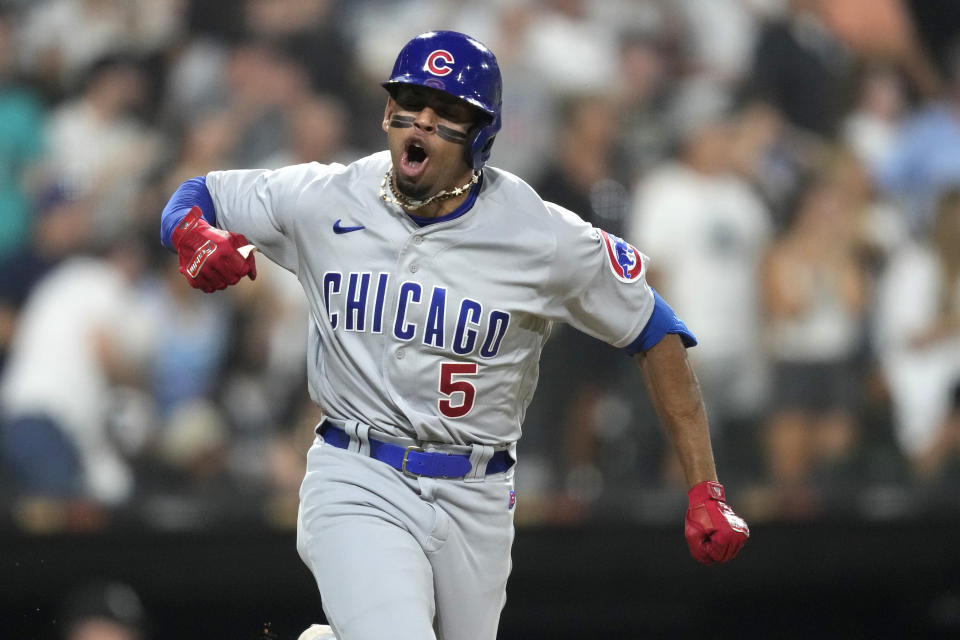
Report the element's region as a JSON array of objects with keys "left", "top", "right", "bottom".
[{"left": 0, "top": 86, "right": 45, "bottom": 257}]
